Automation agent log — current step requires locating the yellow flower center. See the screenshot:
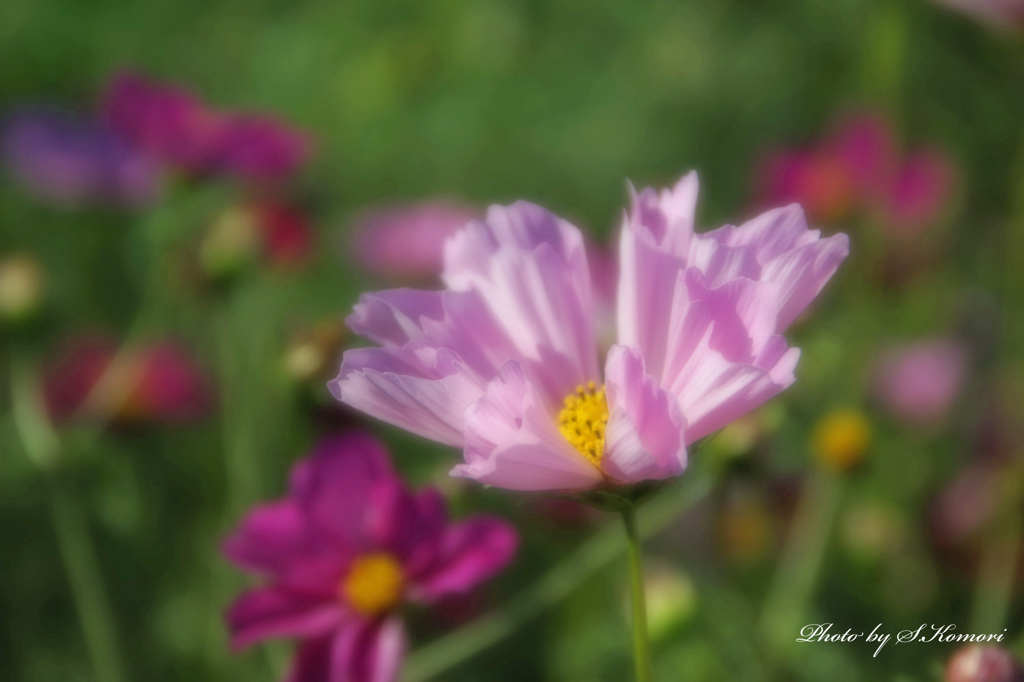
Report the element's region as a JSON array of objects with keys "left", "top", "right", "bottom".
[
  {"left": 341, "top": 553, "right": 406, "bottom": 616},
  {"left": 558, "top": 381, "right": 609, "bottom": 468}
]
